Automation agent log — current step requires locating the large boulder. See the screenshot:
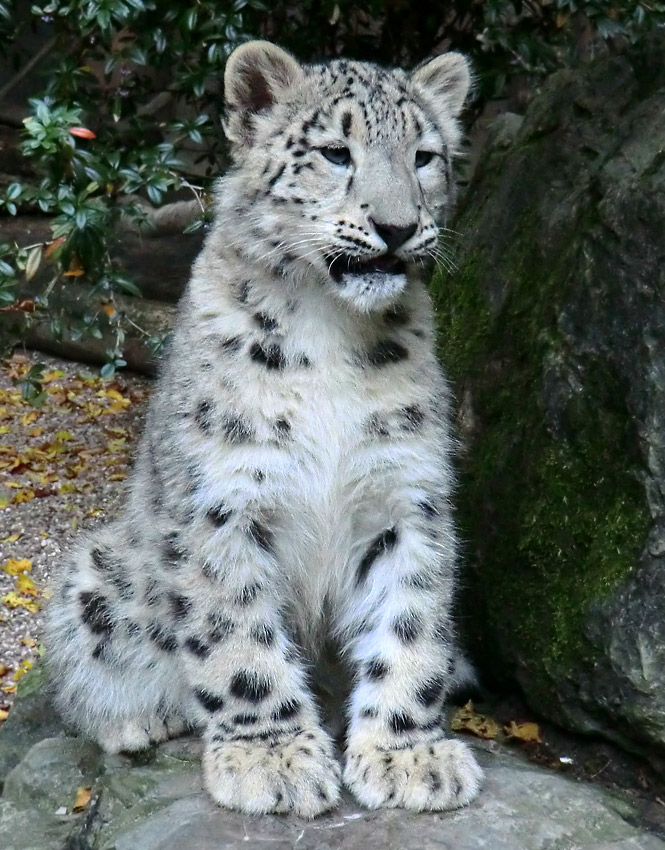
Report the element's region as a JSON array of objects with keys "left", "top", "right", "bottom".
[{"left": 432, "top": 34, "right": 665, "bottom": 759}]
